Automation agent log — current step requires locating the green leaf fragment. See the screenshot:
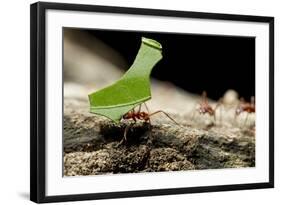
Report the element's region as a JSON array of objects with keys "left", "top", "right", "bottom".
[{"left": 88, "top": 37, "right": 163, "bottom": 122}]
